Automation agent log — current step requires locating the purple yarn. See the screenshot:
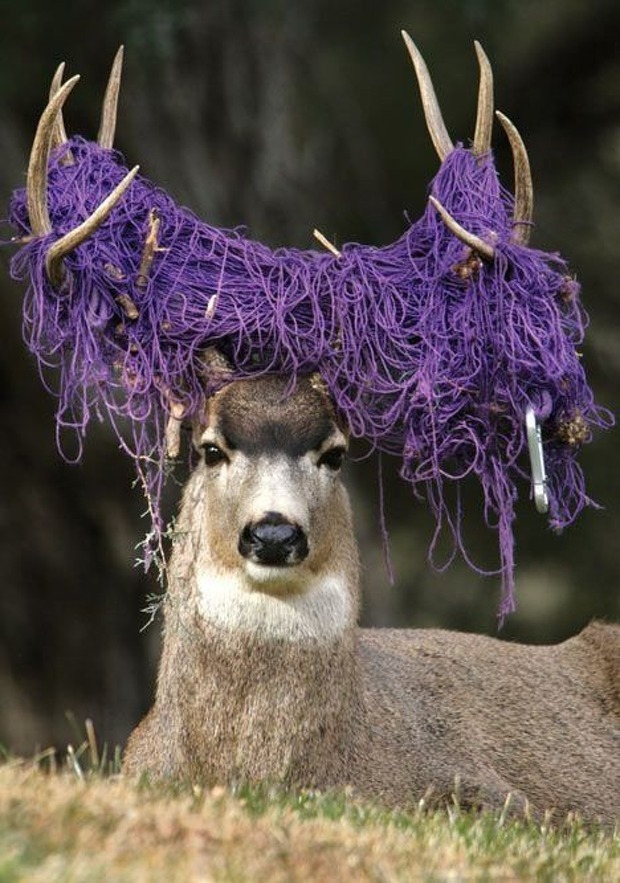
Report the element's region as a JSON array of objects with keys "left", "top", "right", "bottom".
[{"left": 8, "top": 137, "right": 612, "bottom": 616}]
